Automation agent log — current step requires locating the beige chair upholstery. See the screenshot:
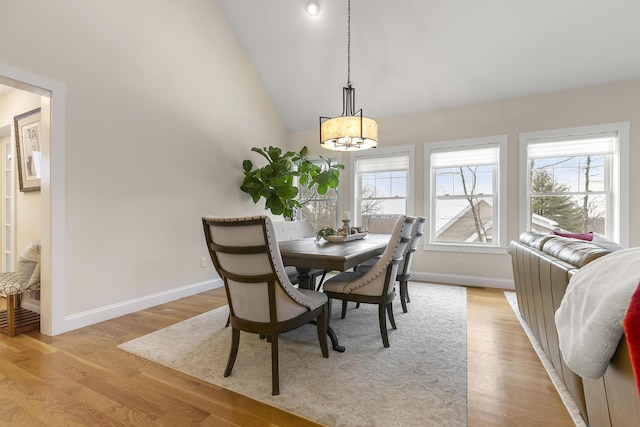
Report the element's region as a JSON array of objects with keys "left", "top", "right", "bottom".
[
  {"left": 395, "top": 217, "right": 427, "bottom": 312},
  {"left": 322, "top": 216, "right": 415, "bottom": 347},
  {"left": 0, "top": 240, "right": 41, "bottom": 336},
  {"left": 358, "top": 216, "right": 427, "bottom": 312},
  {"left": 202, "top": 215, "right": 329, "bottom": 395},
  {"left": 273, "top": 219, "right": 326, "bottom": 289},
  {"left": 366, "top": 215, "right": 400, "bottom": 234}
]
